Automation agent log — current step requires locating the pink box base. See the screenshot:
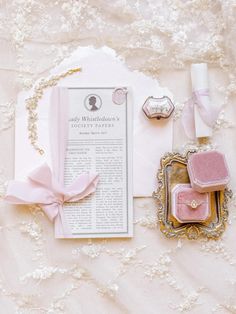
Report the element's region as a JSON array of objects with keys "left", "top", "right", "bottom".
[{"left": 171, "top": 184, "right": 211, "bottom": 223}]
